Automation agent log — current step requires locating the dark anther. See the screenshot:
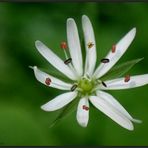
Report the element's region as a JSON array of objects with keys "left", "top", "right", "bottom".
[
  {"left": 124, "top": 75, "right": 130, "bottom": 82},
  {"left": 45, "top": 78, "right": 51, "bottom": 86},
  {"left": 87, "top": 42, "right": 94, "bottom": 49},
  {"left": 82, "top": 105, "right": 89, "bottom": 111},
  {"left": 101, "top": 58, "right": 110, "bottom": 63},
  {"left": 112, "top": 45, "right": 116, "bottom": 53},
  {"left": 64, "top": 58, "right": 72, "bottom": 65},
  {"left": 102, "top": 81, "right": 107, "bottom": 87},
  {"left": 71, "top": 84, "right": 78, "bottom": 91}
]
